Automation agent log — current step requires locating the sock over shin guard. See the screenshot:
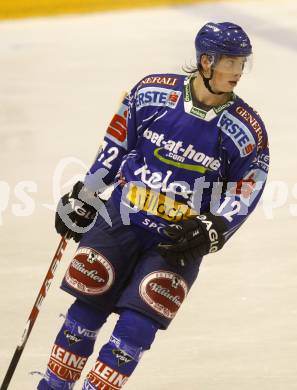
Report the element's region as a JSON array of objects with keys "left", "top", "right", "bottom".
[
  {"left": 38, "top": 300, "right": 109, "bottom": 390},
  {"left": 83, "top": 309, "right": 159, "bottom": 390}
]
